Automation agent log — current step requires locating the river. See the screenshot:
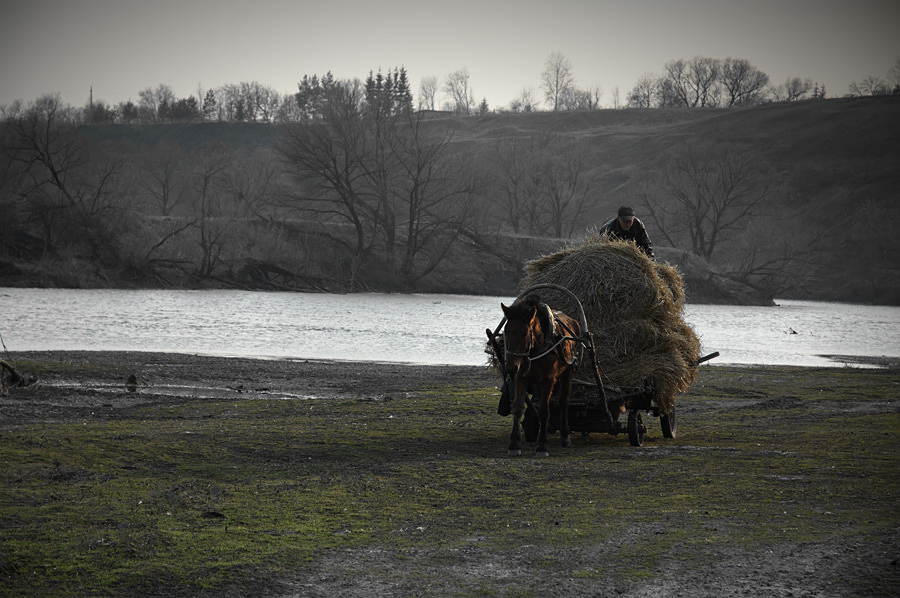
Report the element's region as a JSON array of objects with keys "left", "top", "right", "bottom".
[{"left": 1, "top": 288, "right": 898, "bottom": 368}]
